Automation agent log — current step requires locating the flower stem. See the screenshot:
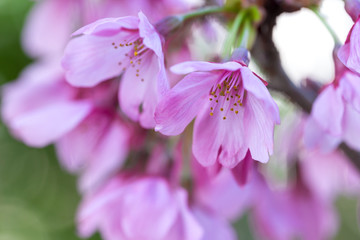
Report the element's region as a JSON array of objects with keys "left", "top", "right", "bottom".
[
  {"left": 310, "top": 6, "right": 341, "bottom": 45},
  {"left": 223, "top": 11, "right": 246, "bottom": 58},
  {"left": 182, "top": 6, "right": 230, "bottom": 21}
]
